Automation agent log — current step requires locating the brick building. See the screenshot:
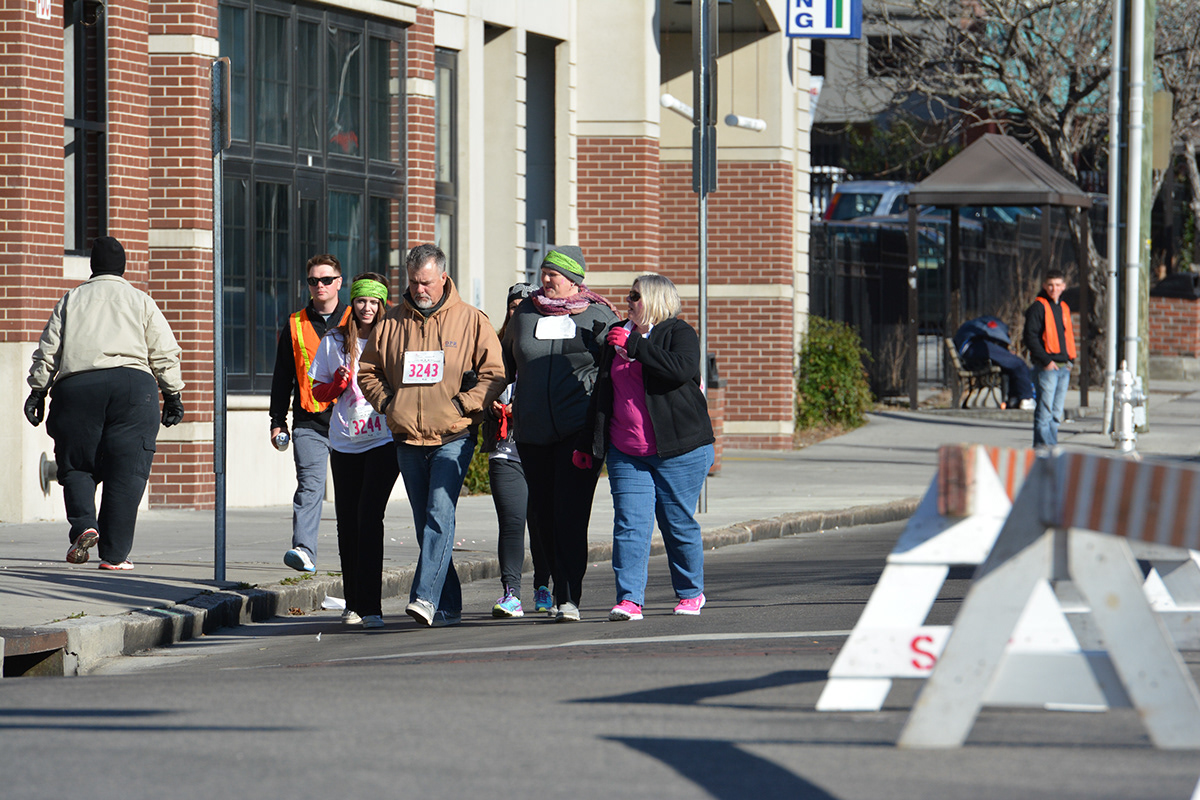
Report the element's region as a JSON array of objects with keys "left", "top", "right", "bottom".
[{"left": 2, "top": 0, "right": 815, "bottom": 521}]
